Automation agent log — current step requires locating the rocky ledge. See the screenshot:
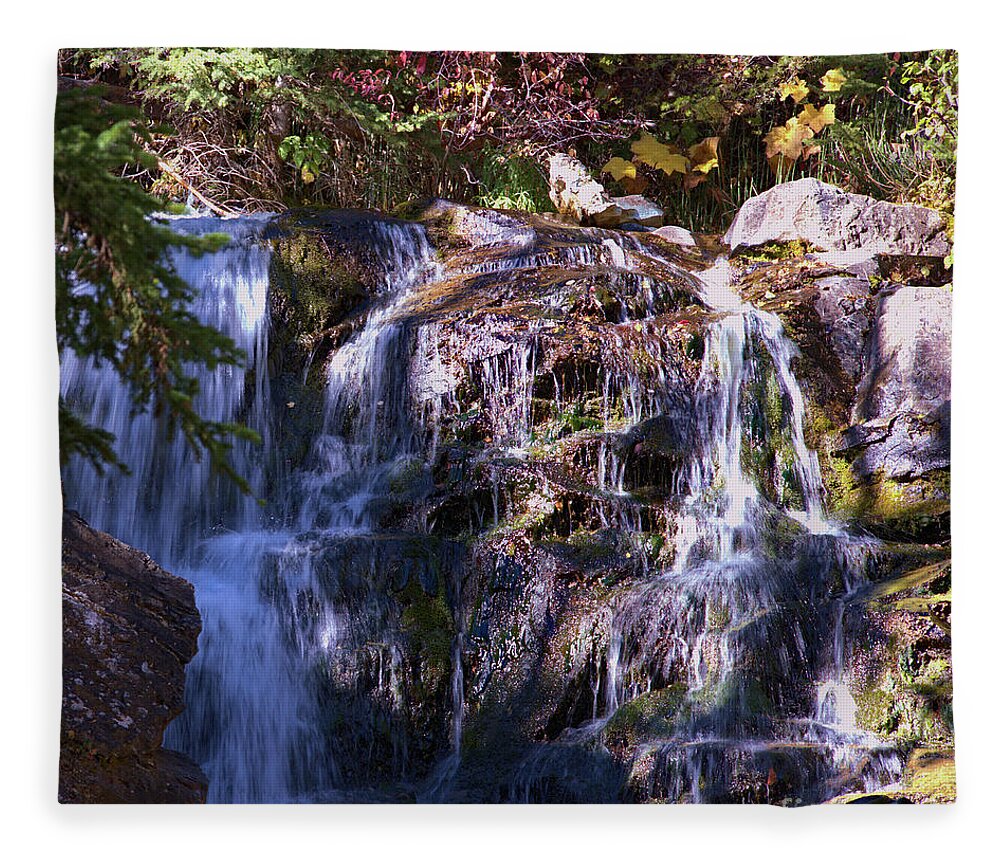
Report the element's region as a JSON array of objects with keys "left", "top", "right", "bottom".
[{"left": 59, "top": 510, "right": 206, "bottom": 803}]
